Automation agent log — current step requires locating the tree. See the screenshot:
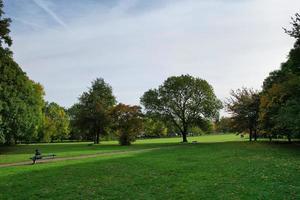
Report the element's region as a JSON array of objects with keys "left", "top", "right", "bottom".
[
  {"left": 225, "top": 88, "right": 260, "bottom": 141},
  {"left": 259, "top": 13, "right": 300, "bottom": 142},
  {"left": 109, "top": 103, "right": 143, "bottom": 145},
  {"left": 67, "top": 103, "right": 86, "bottom": 140},
  {"left": 141, "top": 74, "right": 222, "bottom": 142},
  {"left": 0, "top": 49, "right": 45, "bottom": 144},
  {"left": 0, "top": 0, "right": 45, "bottom": 145},
  {"left": 40, "top": 102, "right": 70, "bottom": 142},
  {"left": 215, "top": 117, "right": 235, "bottom": 133},
  {"left": 260, "top": 74, "right": 300, "bottom": 141},
  {"left": 74, "top": 78, "right": 116, "bottom": 144},
  {"left": 143, "top": 117, "right": 168, "bottom": 138}
]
